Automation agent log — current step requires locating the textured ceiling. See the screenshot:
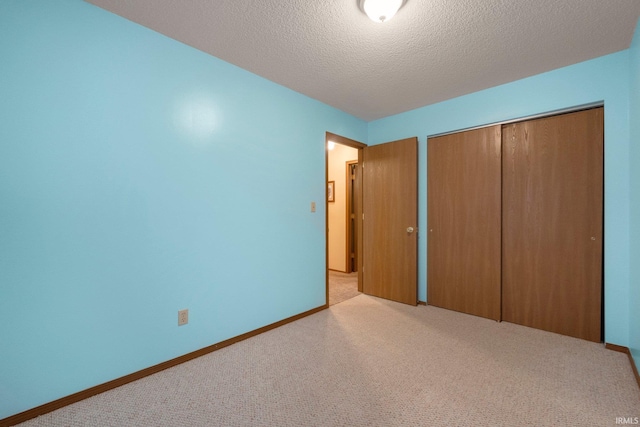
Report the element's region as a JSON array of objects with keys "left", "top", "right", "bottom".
[{"left": 86, "top": 0, "right": 640, "bottom": 121}]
